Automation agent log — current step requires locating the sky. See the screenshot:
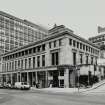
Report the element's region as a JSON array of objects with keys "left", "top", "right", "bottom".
[{"left": 0, "top": 0, "right": 105, "bottom": 39}]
